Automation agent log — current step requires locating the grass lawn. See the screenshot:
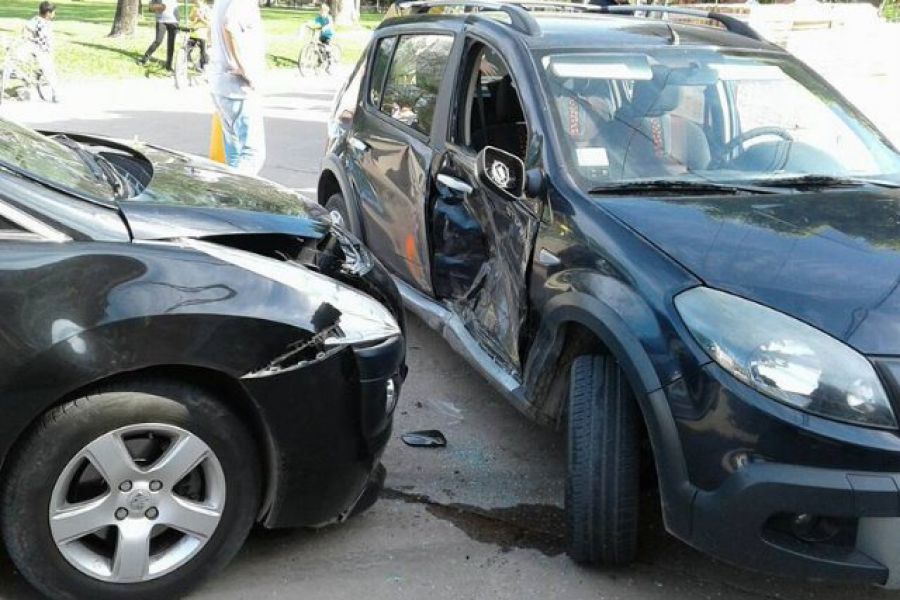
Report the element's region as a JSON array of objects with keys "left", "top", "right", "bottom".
[{"left": 0, "top": 0, "right": 381, "bottom": 81}]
